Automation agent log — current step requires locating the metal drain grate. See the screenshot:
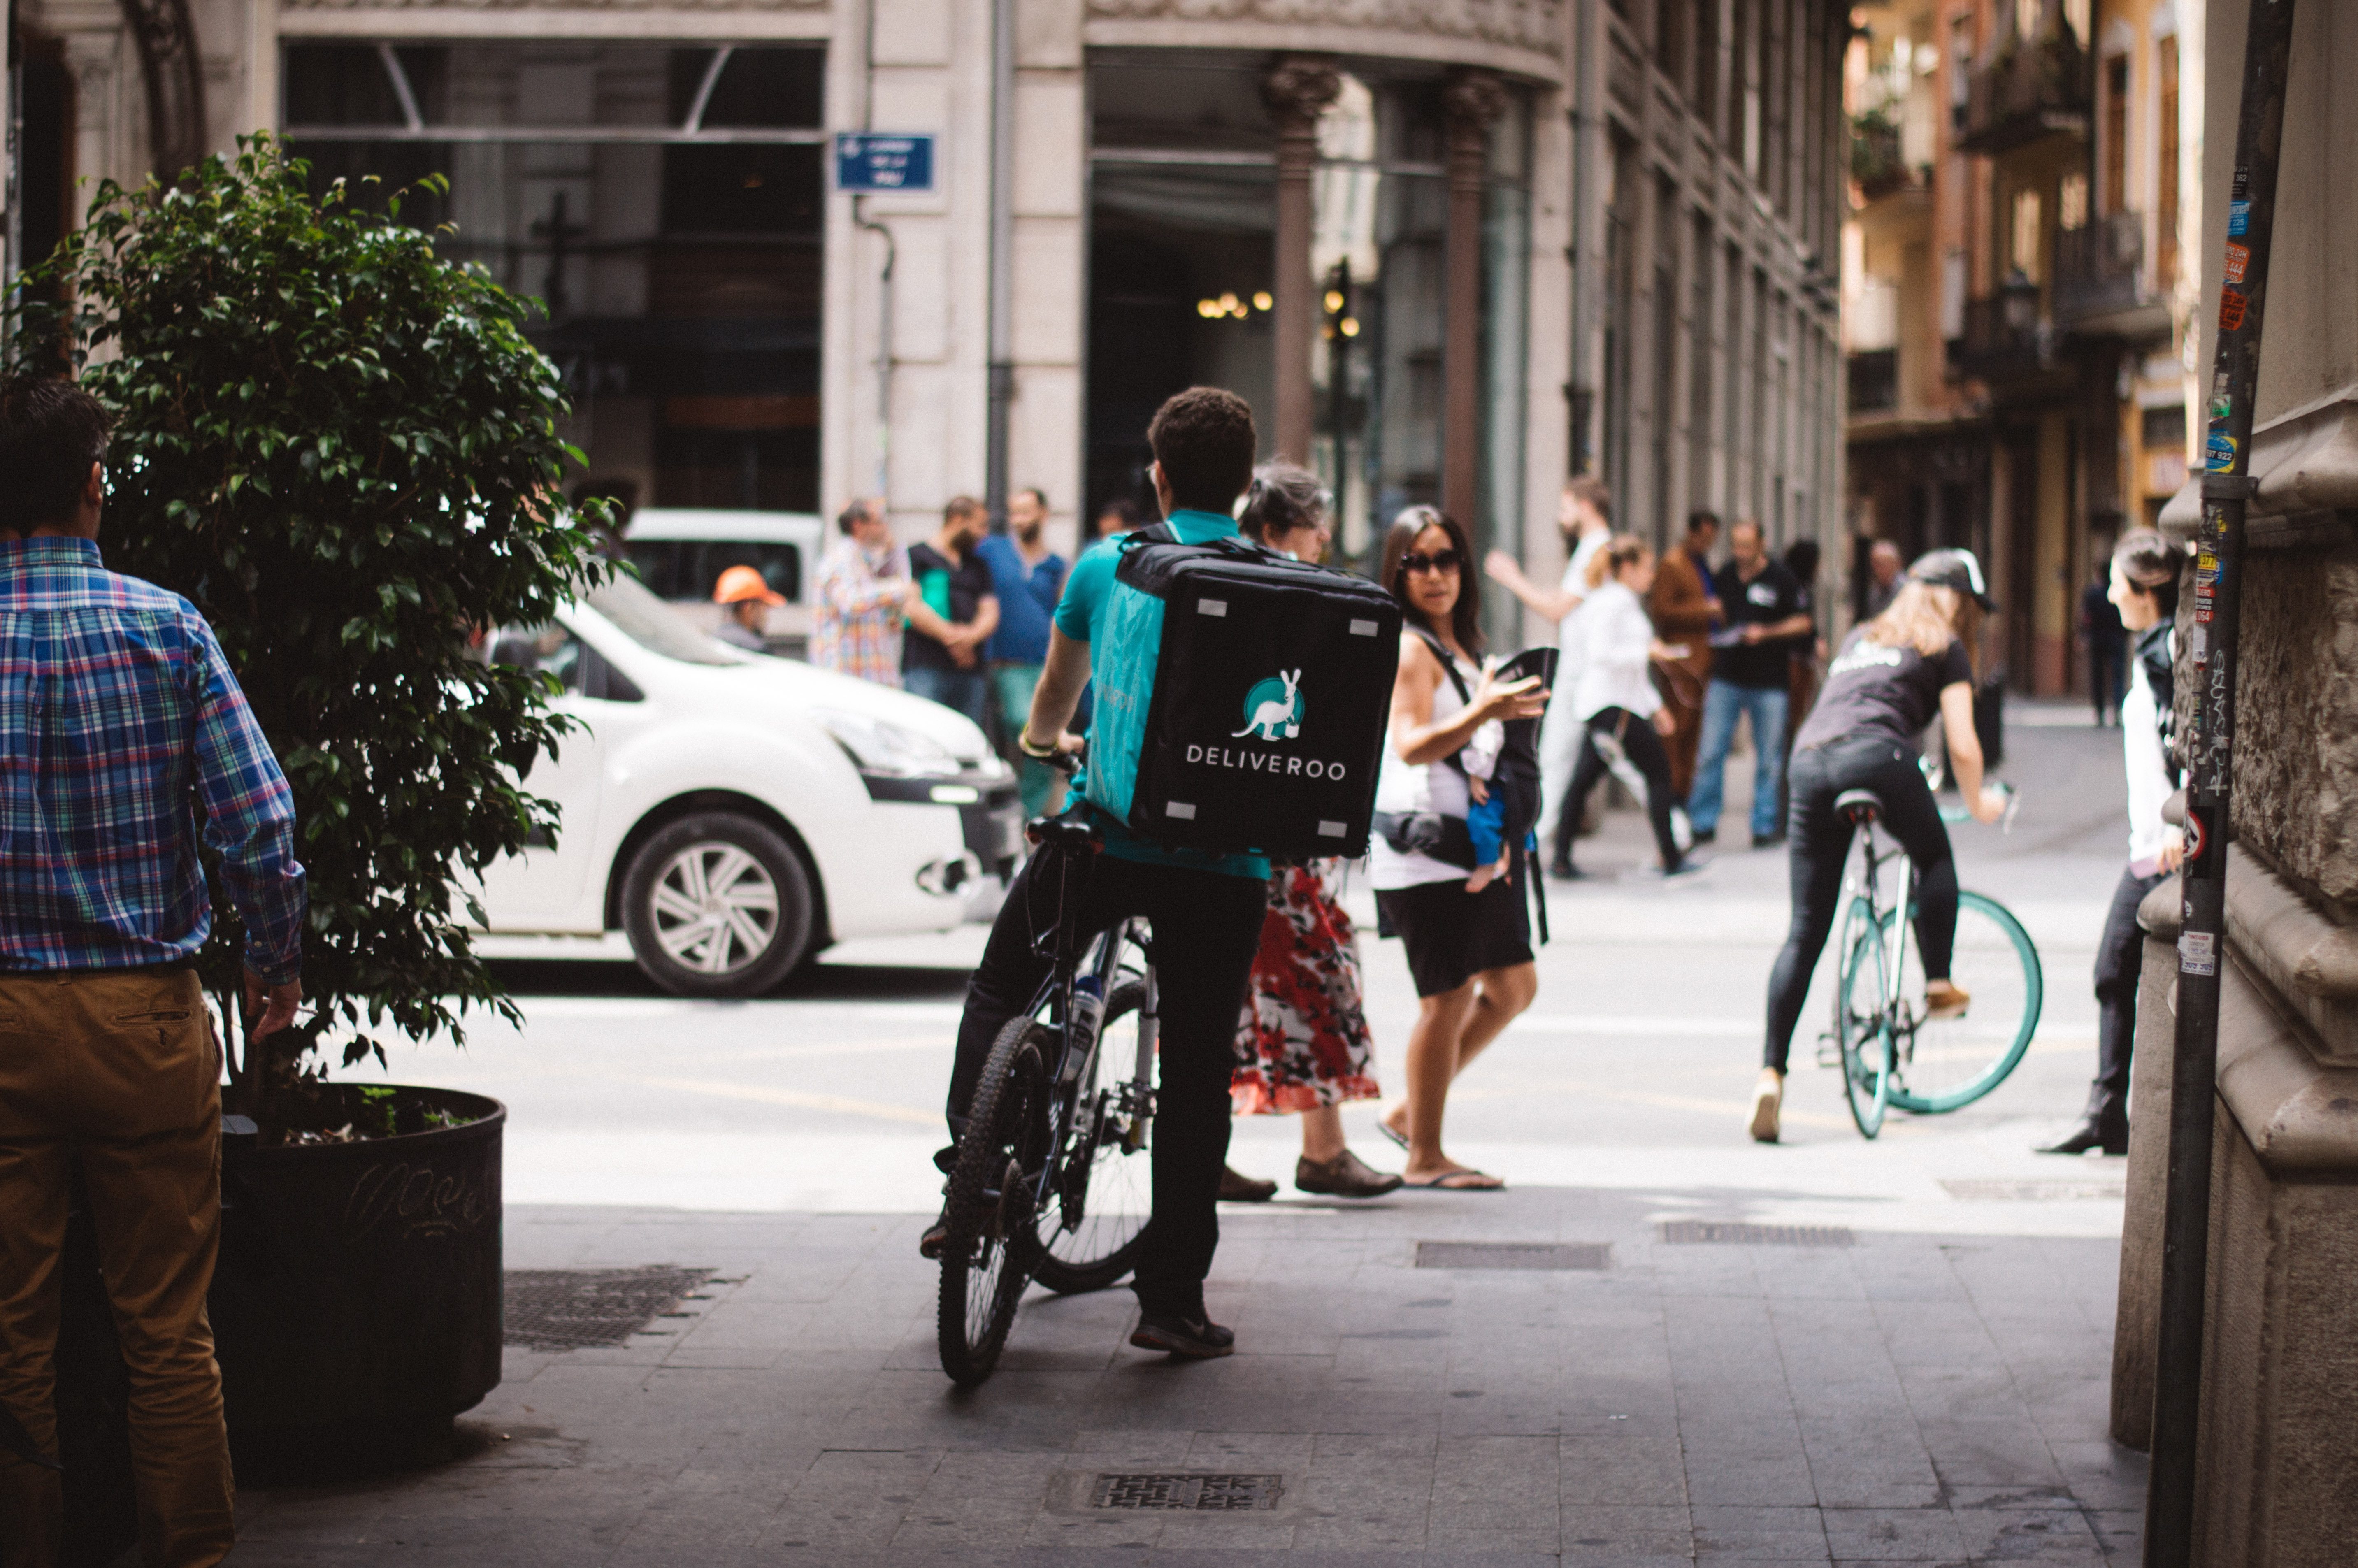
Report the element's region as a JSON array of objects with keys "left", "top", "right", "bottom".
[
  {"left": 1658, "top": 1220, "right": 1854, "bottom": 1247},
  {"left": 1941, "top": 1178, "right": 2126, "bottom": 1202},
  {"left": 1416, "top": 1241, "right": 1611, "bottom": 1271},
  {"left": 504, "top": 1267, "right": 711, "bottom": 1351},
  {"left": 1089, "top": 1473, "right": 1285, "bottom": 1512}
]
